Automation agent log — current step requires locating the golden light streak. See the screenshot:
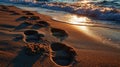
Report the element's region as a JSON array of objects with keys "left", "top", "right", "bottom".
[
  {"left": 66, "top": 15, "right": 100, "bottom": 39},
  {"left": 80, "top": 0, "right": 91, "bottom": 4},
  {"left": 67, "top": 15, "right": 90, "bottom": 25}
]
